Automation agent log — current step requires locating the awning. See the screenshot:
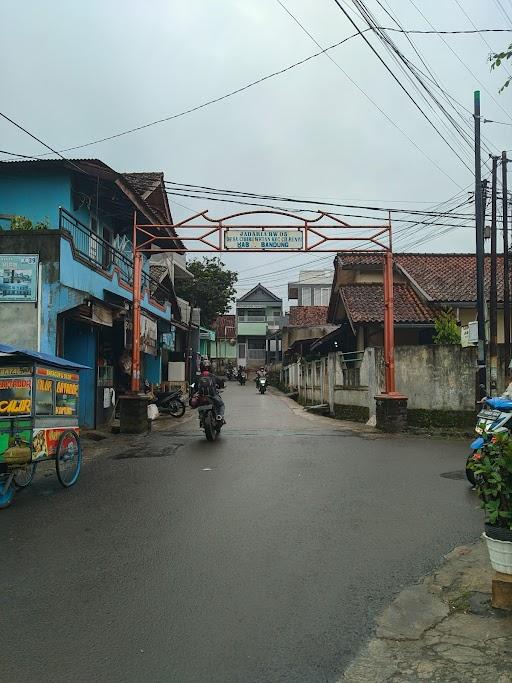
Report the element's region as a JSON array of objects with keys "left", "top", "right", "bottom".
[{"left": 0, "top": 343, "right": 90, "bottom": 370}]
